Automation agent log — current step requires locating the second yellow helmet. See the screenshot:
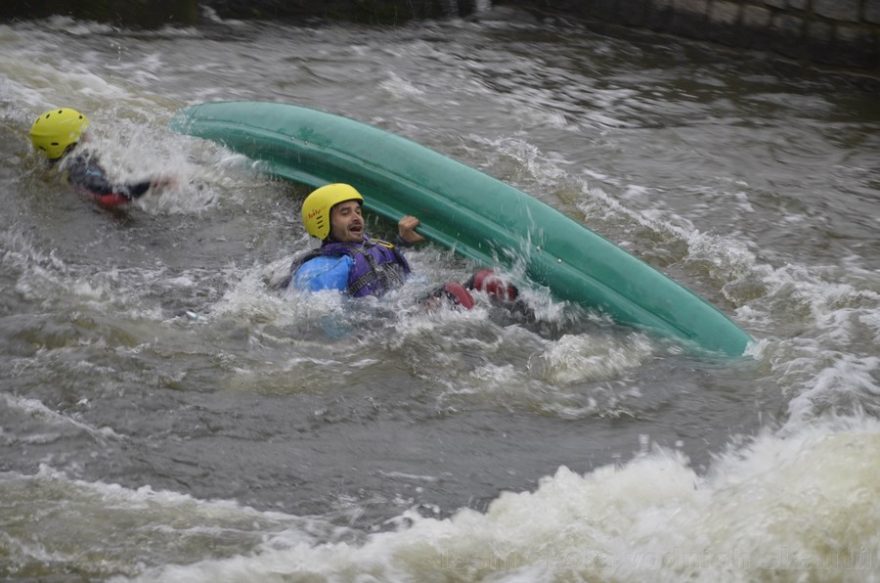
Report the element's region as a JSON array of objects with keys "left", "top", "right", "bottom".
[
  {"left": 30, "top": 108, "right": 90, "bottom": 160},
  {"left": 301, "top": 183, "right": 364, "bottom": 240}
]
